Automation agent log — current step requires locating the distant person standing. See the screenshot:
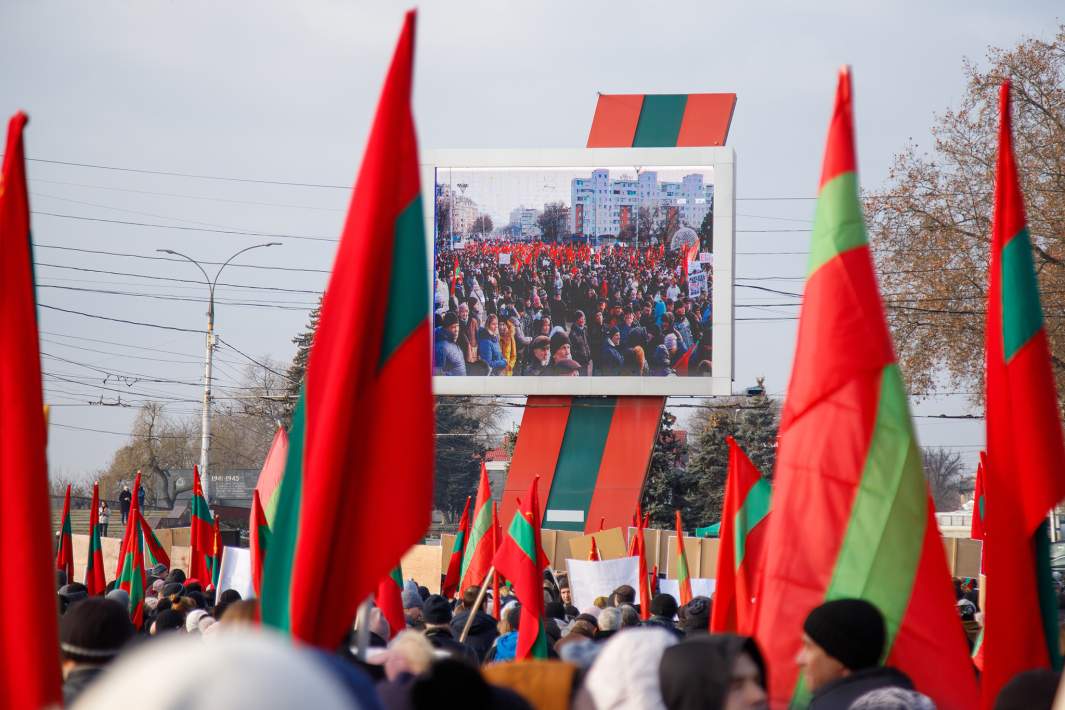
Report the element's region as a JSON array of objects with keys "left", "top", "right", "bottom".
[
  {"left": 118, "top": 486, "right": 132, "bottom": 525},
  {"left": 137, "top": 483, "right": 145, "bottom": 511},
  {"left": 98, "top": 502, "right": 110, "bottom": 537}
]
